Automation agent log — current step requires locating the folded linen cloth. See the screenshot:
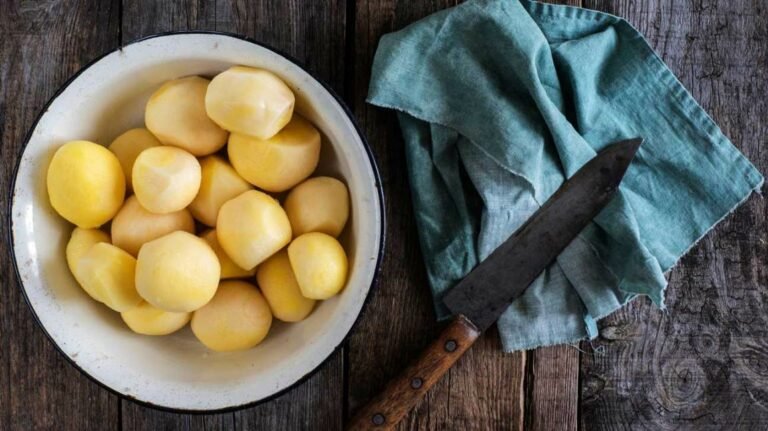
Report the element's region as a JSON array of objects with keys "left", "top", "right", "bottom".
[{"left": 367, "top": 0, "right": 763, "bottom": 352}]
